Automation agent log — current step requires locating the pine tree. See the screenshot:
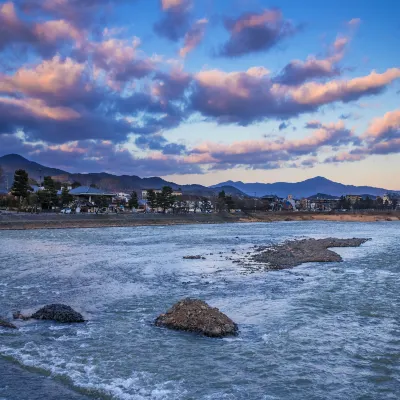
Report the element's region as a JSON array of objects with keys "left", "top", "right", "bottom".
[
  {"left": 61, "top": 186, "right": 73, "bottom": 207},
  {"left": 156, "top": 186, "right": 175, "bottom": 213},
  {"left": 0, "top": 166, "right": 4, "bottom": 188},
  {"left": 11, "top": 169, "right": 31, "bottom": 200},
  {"left": 128, "top": 191, "right": 139, "bottom": 209},
  {"left": 43, "top": 176, "right": 58, "bottom": 208},
  {"left": 146, "top": 189, "right": 157, "bottom": 211}
]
